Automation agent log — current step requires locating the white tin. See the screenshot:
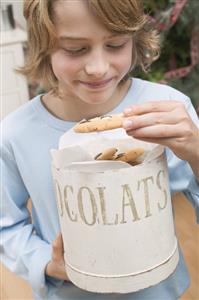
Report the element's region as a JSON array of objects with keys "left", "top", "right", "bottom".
[{"left": 51, "top": 138, "right": 179, "bottom": 293}]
